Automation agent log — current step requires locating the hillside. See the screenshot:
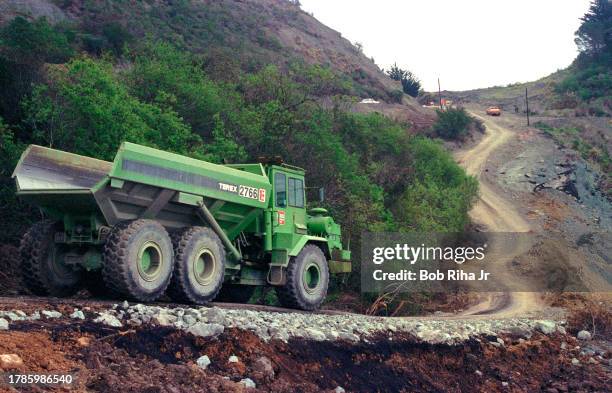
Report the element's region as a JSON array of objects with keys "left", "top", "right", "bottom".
[
  {"left": 0, "top": 0, "right": 430, "bottom": 120},
  {"left": 440, "top": 70, "right": 571, "bottom": 113}
]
